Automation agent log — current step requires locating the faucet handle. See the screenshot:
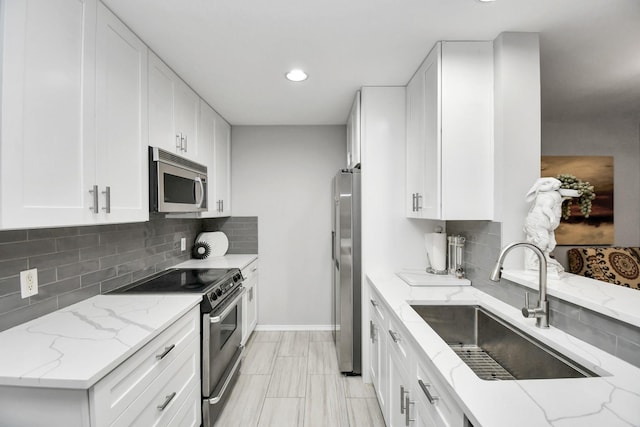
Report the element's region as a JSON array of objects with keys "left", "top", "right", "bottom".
[{"left": 522, "top": 292, "right": 536, "bottom": 318}]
